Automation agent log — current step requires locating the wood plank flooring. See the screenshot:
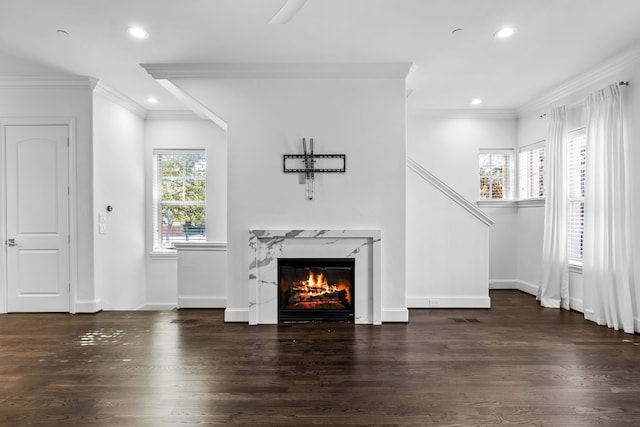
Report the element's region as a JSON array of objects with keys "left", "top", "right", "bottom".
[{"left": 1, "top": 290, "right": 640, "bottom": 426}]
